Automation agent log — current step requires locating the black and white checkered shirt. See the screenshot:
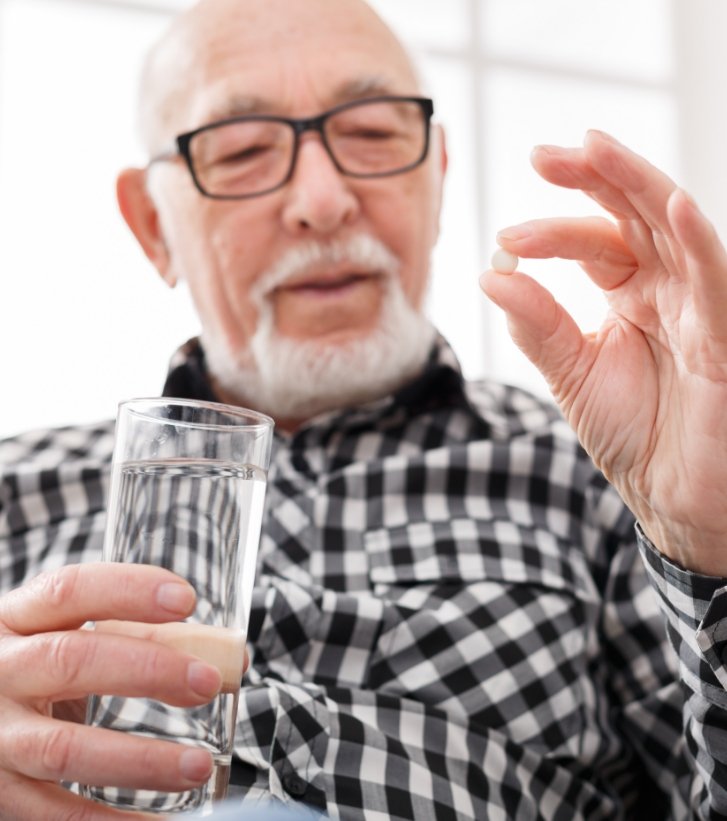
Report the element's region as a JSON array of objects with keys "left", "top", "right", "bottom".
[{"left": 3, "top": 335, "right": 727, "bottom": 819}]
